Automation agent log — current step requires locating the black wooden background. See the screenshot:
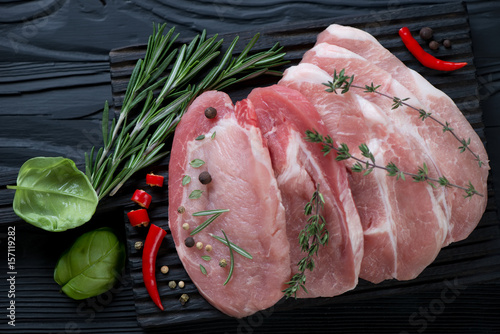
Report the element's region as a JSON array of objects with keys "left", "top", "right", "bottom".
[{"left": 1, "top": 1, "right": 499, "bottom": 333}]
